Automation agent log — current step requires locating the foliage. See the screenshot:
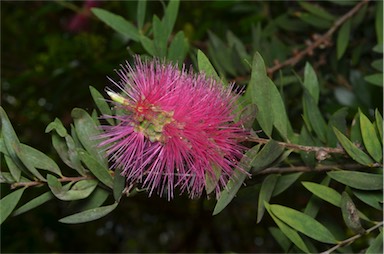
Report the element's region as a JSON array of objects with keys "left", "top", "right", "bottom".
[{"left": 1, "top": 0, "right": 382, "bottom": 252}]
